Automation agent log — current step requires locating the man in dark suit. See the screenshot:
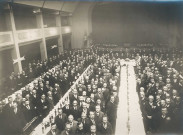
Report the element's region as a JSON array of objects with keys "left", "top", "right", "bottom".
[
  {"left": 95, "top": 99, "right": 105, "bottom": 113},
  {"left": 78, "top": 112, "right": 91, "bottom": 133},
  {"left": 69, "top": 89, "right": 79, "bottom": 104},
  {"left": 94, "top": 105, "right": 104, "bottom": 127},
  {"left": 67, "top": 114, "right": 78, "bottom": 134},
  {"left": 62, "top": 101, "right": 71, "bottom": 117},
  {"left": 7, "top": 74, "right": 16, "bottom": 92},
  {"left": 3, "top": 97, "right": 14, "bottom": 134},
  {"left": 146, "top": 81, "right": 156, "bottom": 98},
  {"left": 99, "top": 116, "right": 113, "bottom": 135},
  {"left": 88, "top": 111, "right": 97, "bottom": 131},
  {"left": 0, "top": 101, "right": 5, "bottom": 134},
  {"left": 55, "top": 108, "right": 67, "bottom": 134},
  {"left": 75, "top": 122, "right": 85, "bottom": 135},
  {"left": 94, "top": 88, "right": 104, "bottom": 103},
  {"left": 84, "top": 76, "right": 91, "bottom": 86},
  {"left": 61, "top": 123, "right": 71, "bottom": 135},
  {"left": 22, "top": 85, "right": 30, "bottom": 98},
  {"left": 3, "top": 96, "right": 14, "bottom": 114},
  {"left": 79, "top": 102, "right": 90, "bottom": 117},
  {"left": 106, "top": 96, "right": 117, "bottom": 130},
  {"left": 47, "top": 91, "right": 54, "bottom": 111},
  {"left": 45, "top": 81, "right": 51, "bottom": 94},
  {"left": 144, "top": 95, "right": 156, "bottom": 132},
  {"left": 52, "top": 84, "right": 62, "bottom": 105},
  {"left": 38, "top": 94, "right": 49, "bottom": 118},
  {"left": 6, "top": 102, "right": 26, "bottom": 135},
  {"left": 22, "top": 100, "right": 35, "bottom": 123},
  {"left": 62, "top": 74, "right": 69, "bottom": 94},
  {"left": 87, "top": 125, "right": 101, "bottom": 135},
  {"left": 90, "top": 94, "right": 96, "bottom": 111},
  {"left": 156, "top": 108, "right": 172, "bottom": 133},
  {"left": 30, "top": 89, "right": 39, "bottom": 113},
  {"left": 16, "top": 73, "right": 23, "bottom": 89},
  {"left": 86, "top": 84, "right": 93, "bottom": 97},
  {"left": 47, "top": 123, "right": 59, "bottom": 135},
  {"left": 37, "top": 83, "right": 47, "bottom": 98},
  {"left": 70, "top": 100, "right": 80, "bottom": 120},
  {"left": 165, "top": 98, "right": 174, "bottom": 117},
  {"left": 102, "top": 84, "right": 110, "bottom": 104}
]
